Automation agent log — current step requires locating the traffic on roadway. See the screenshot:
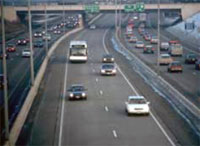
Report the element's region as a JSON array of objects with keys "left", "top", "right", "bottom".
[{"left": 0, "top": 1, "right": 200, "bottom": 146}]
